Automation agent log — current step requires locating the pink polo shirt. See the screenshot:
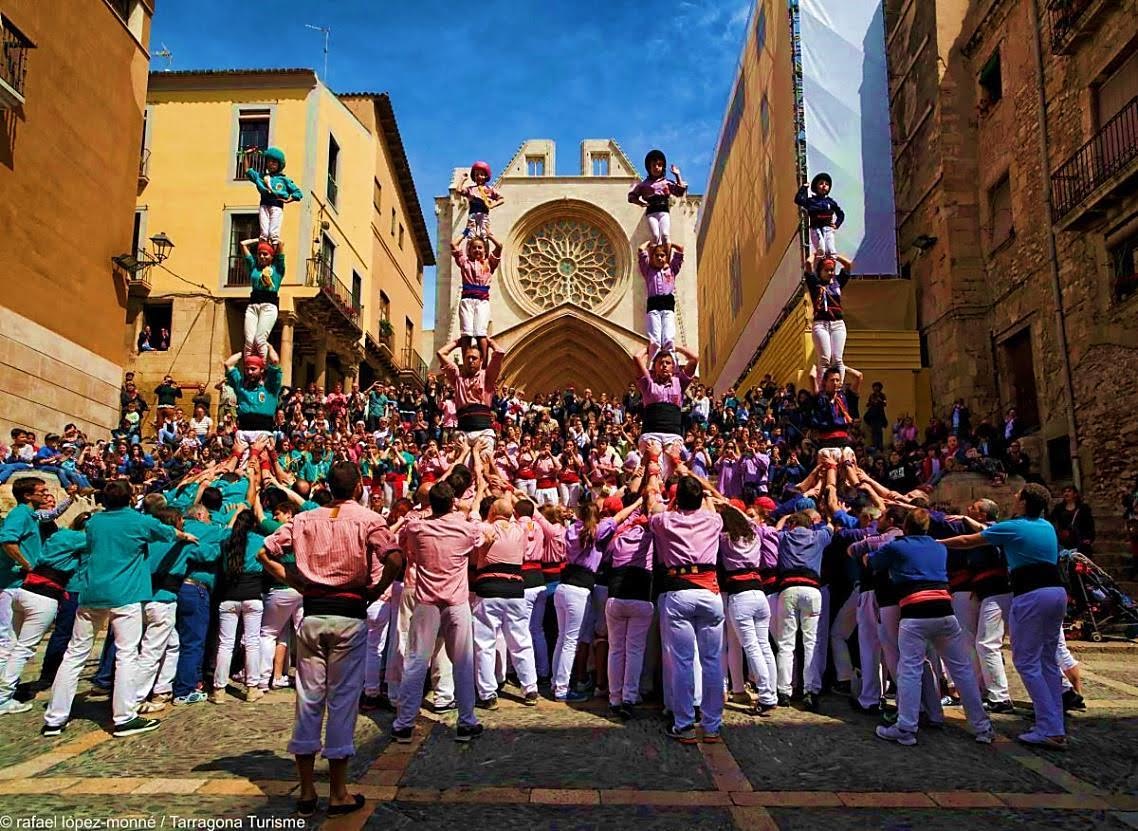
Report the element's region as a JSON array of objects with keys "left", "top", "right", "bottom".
[
  {"left": 402, "top": 511, "right": 483, "bottom": 606},
  {"left": 649, "top": 509, "right": 723, "bottom": 569}
]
